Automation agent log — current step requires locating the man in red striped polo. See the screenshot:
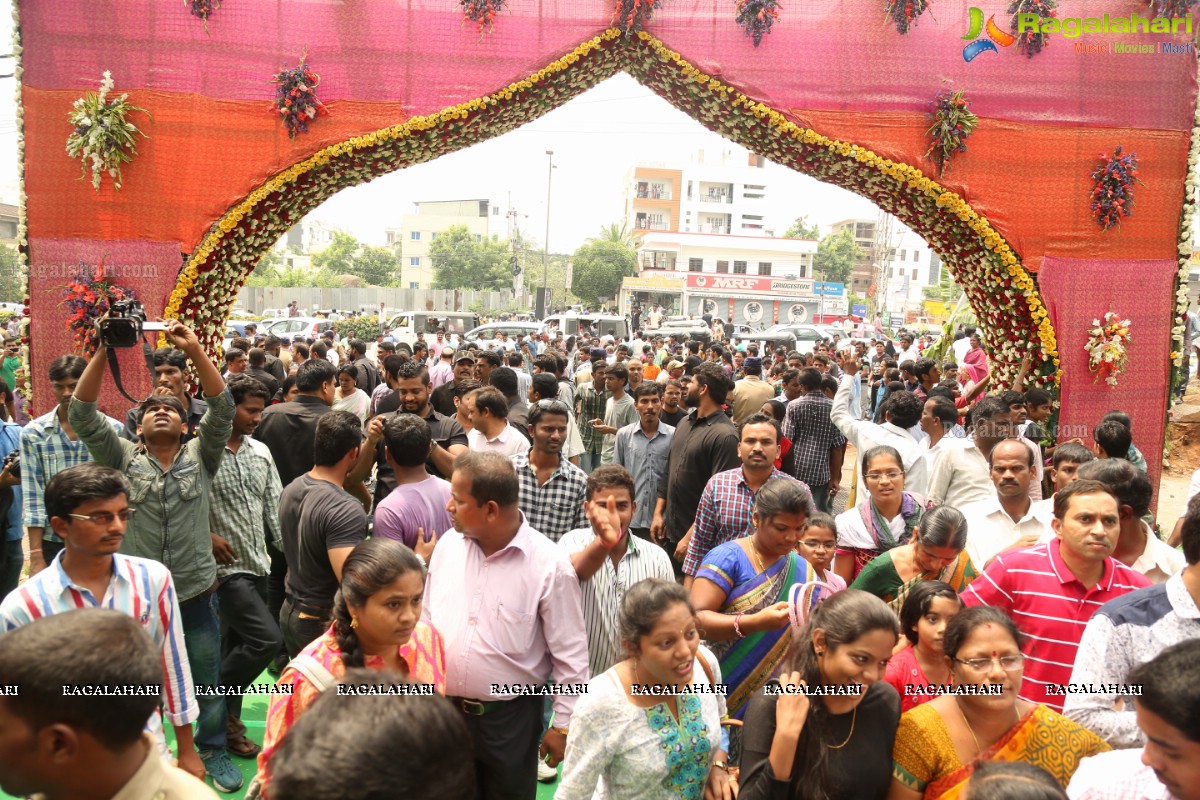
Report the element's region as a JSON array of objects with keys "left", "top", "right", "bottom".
[{"left": 961, "top": 478, "right": 1152, "bottom": 712}]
